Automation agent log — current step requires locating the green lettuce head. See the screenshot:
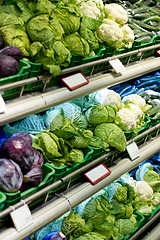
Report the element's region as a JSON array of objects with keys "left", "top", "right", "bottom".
[
  {"left": 64, "top": 32, "right": 90, "bottom": 57},
  {"left": 27, "top": 14, "right": 55, "bottom": 46},
  {"left": 0, "top": 12, "right": 23, "bottom": 28},
  {"left": 54, "top": 4, "right": 81, "bottom": 34},
  {"left": 94, "top": 123, "right": 127, "bottom": 152},
  {"left": 1, "top": 26, "right": 30, "bottom": 56}
]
